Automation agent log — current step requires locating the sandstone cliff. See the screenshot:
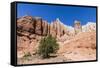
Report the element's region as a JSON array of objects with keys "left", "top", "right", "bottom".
[{"left": 17, "top": 16, "right": 96, "bottom": 64}]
